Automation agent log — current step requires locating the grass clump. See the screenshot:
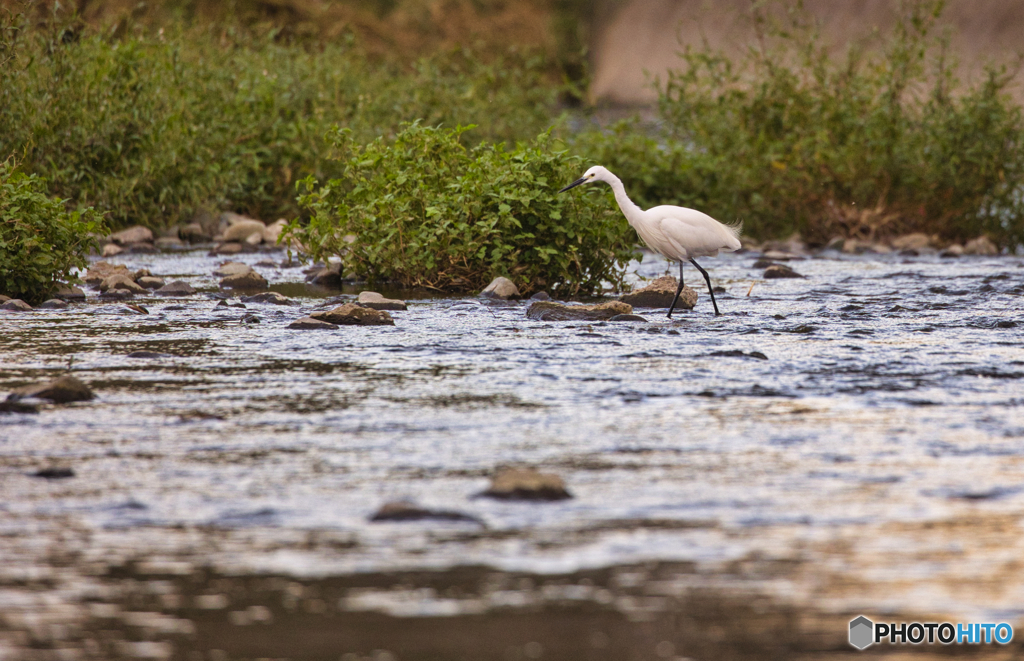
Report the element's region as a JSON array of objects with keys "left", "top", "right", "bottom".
[
  {"left": 0, "top": 9, "right": 562, "bottom": 230},
  {"left": 287, "top": 122, "right": 637, "bottom": 295},
  {"left": 574, "top": 0, "right": 1024, "bottom": 247},
  {"left": 0, "top": 160, "right": 103, "bottom": 304}
]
